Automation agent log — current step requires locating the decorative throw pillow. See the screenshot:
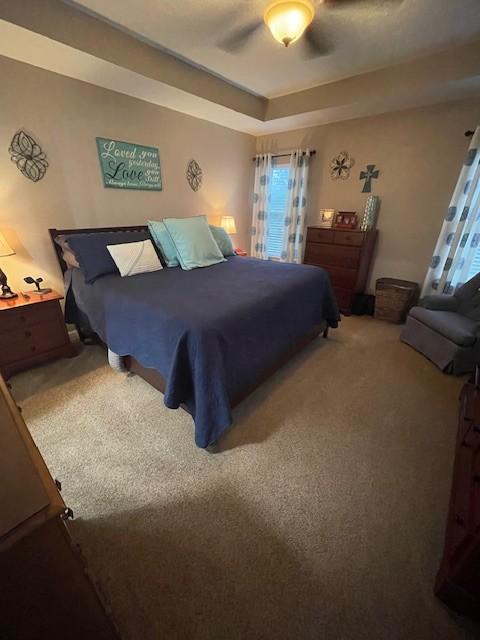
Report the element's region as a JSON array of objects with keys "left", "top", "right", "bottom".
[
  {"left": 163, "top": 215, "right": 226, "bottom": 270},
  {"left": 54, "top": 234, "right": 80, "bottom": 268},
  {"left": 209, "top": 225, "right": 235, "bottom": 257},
  {"left": 107, "top": 240, "right": 162, "bottom": 277},
  {"left": 66, "top": 231, "right": 150, "bottom": 283},
  {"left": 148, "top": 220, "right": 180, "bottom": 267}
]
